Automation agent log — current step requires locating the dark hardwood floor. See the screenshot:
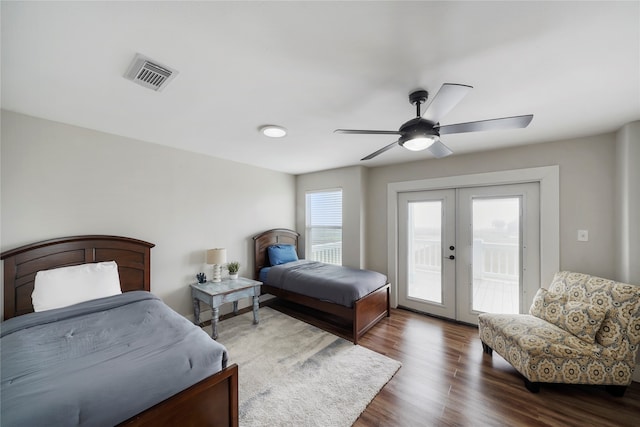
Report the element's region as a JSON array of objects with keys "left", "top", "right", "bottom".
[{"left": 266, "top": 300, "right": 640, "bottom": 427}]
